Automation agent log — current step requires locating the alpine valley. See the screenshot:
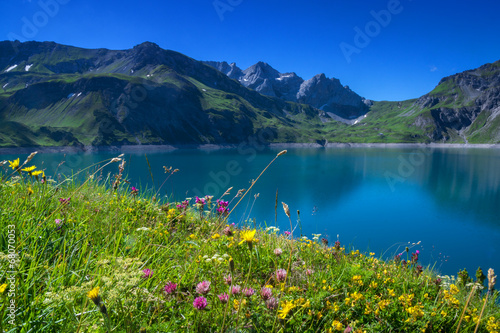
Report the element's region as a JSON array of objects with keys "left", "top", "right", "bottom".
[{"left": 0, "top": 40, "right": 499, "bottom": 148}]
